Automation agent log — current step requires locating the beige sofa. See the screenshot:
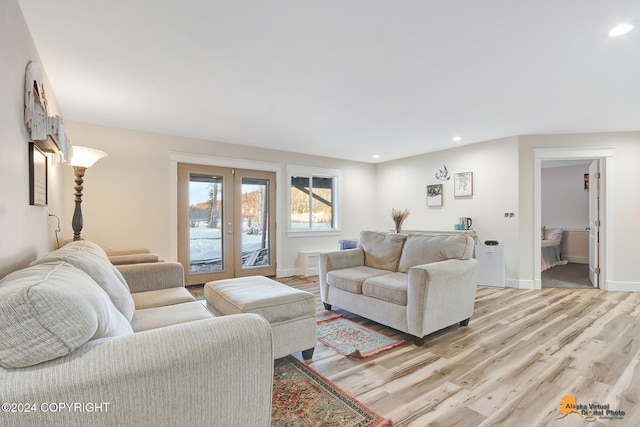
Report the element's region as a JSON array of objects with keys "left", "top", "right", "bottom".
[
  {"left": 319, "top": 231, "right": 479, "bottom": 345},
  {"left": 0, "top": 241, "right": 273, "bottom": 427}
]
